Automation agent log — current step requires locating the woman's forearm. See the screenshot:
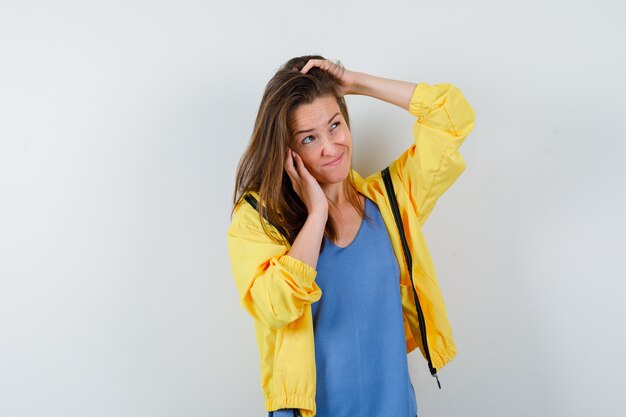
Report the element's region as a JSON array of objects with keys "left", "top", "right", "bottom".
[
  {"left": 286, "top": 211, "right": 327, "bottom": 270},
  {"left": 349, "top": 71, "right": 417, "bottom": 111}
]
